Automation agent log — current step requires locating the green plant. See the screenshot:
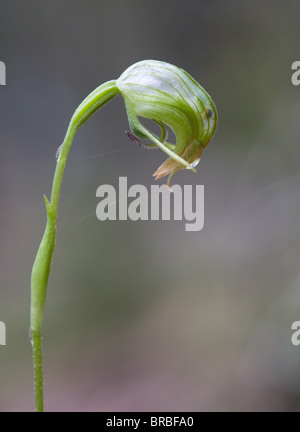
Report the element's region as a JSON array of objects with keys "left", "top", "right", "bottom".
[{"left": 30, "top": 60, "right": 217, "bottom": 412}]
